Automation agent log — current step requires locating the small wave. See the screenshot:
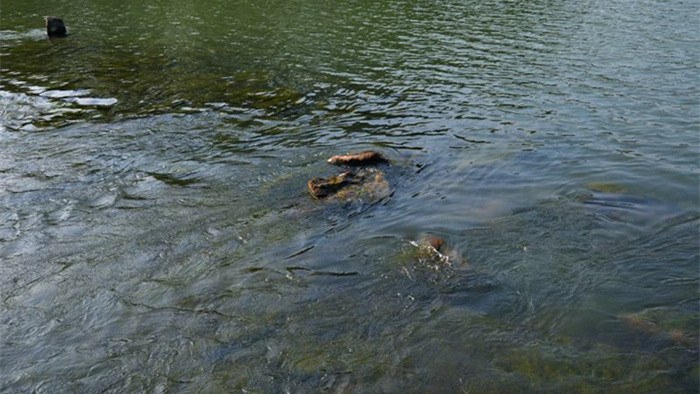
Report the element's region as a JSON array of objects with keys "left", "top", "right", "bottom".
[
  {"left": 40, "top": 89, "right": 92, "bottom": 99},
  {"left": 66, "top": 97, "right": 118, "bottom": 107},
  {"left": 0, "top": 29, "right": 46, "bottom": 41}
]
